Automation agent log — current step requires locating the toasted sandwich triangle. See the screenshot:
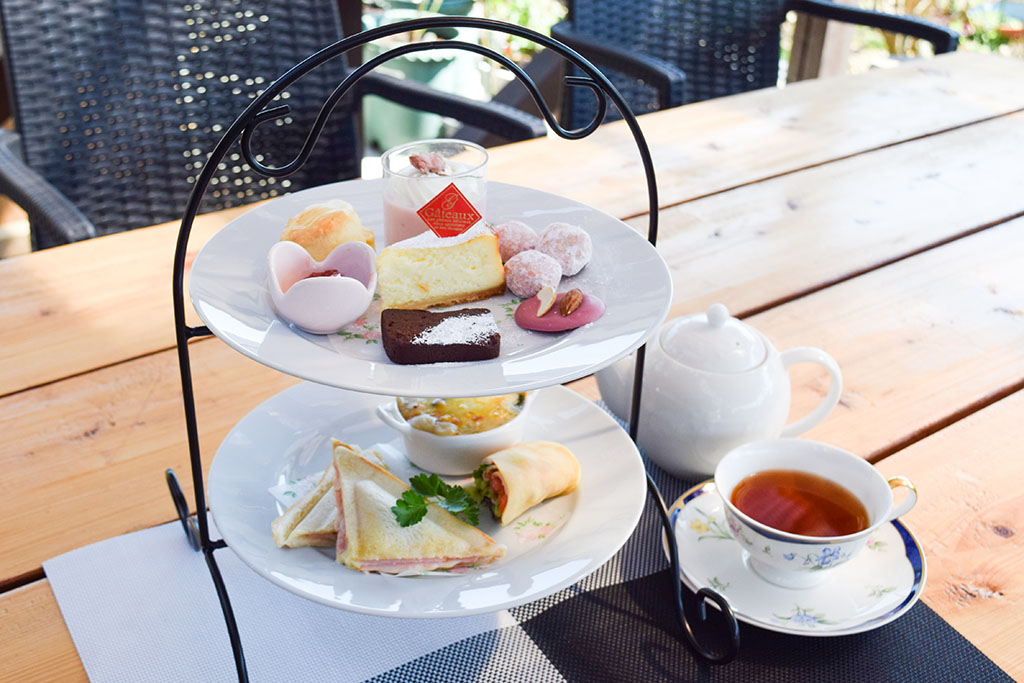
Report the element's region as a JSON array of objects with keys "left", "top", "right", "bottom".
[
  {"left": 284, "top": 484, "right": 337, "bottom": 547},
  {"left": 331, "top": 439, "right": 504, "bottom": 573},
  {"left": 271, "top": 464, "right": 334, "bottom": 548}
]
